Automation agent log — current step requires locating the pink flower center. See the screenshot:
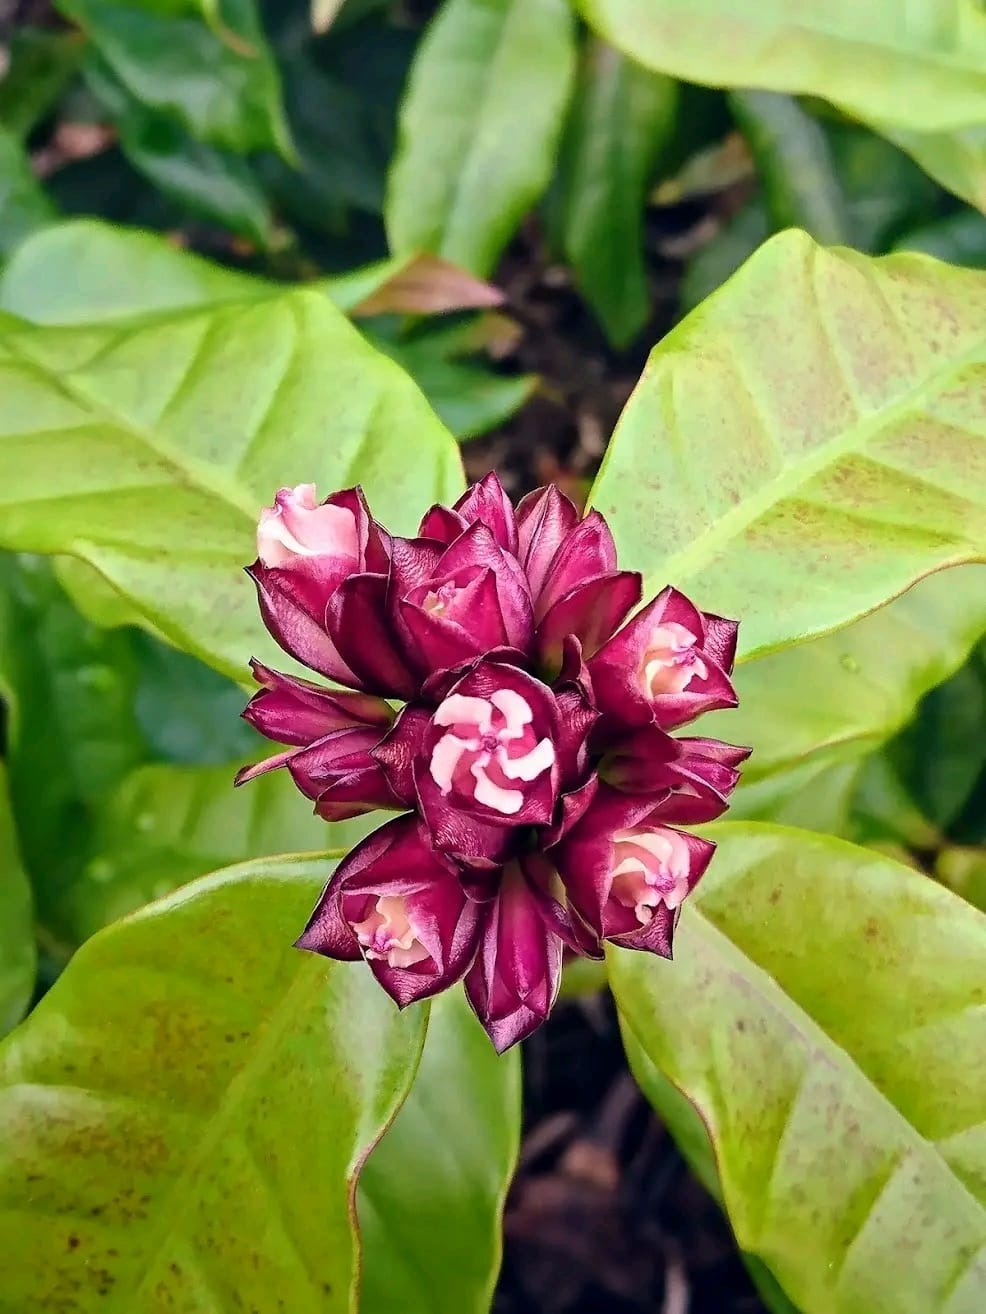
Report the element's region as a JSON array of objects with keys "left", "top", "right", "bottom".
[
  {"left": 428, "top": 689, "right": 555, "bottom": 815},
  {"left": 610, "top": 826, "right": 691, "bottom": 924},
  {"left": 422, "top": 581, "right": 460, "bottom": 617},
  {"left": 640, "top": 622, "right": 707, "bottom": 698},
  {"left": 257, "top": 483, "right": 359, "bottom": 567},
  {"left": 352, "top": 894, "right": 429, "bottom": 969}
]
